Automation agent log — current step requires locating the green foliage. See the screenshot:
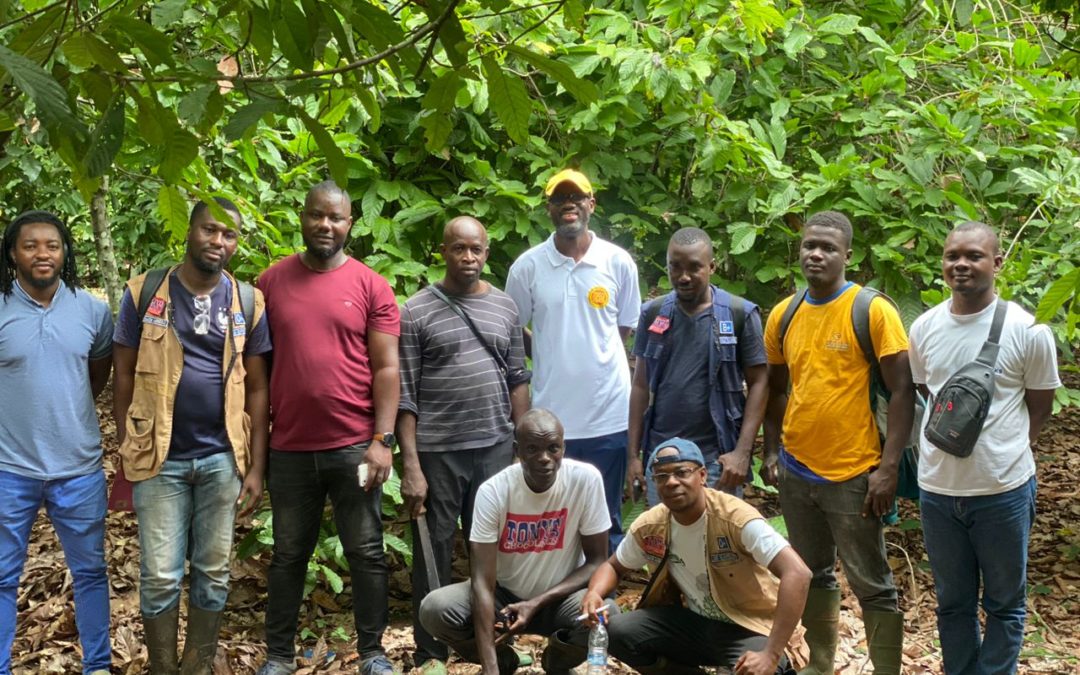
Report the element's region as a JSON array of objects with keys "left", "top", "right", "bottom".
[{"left": 0, "top": 0, "right": 1075, "bottom": 359}]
